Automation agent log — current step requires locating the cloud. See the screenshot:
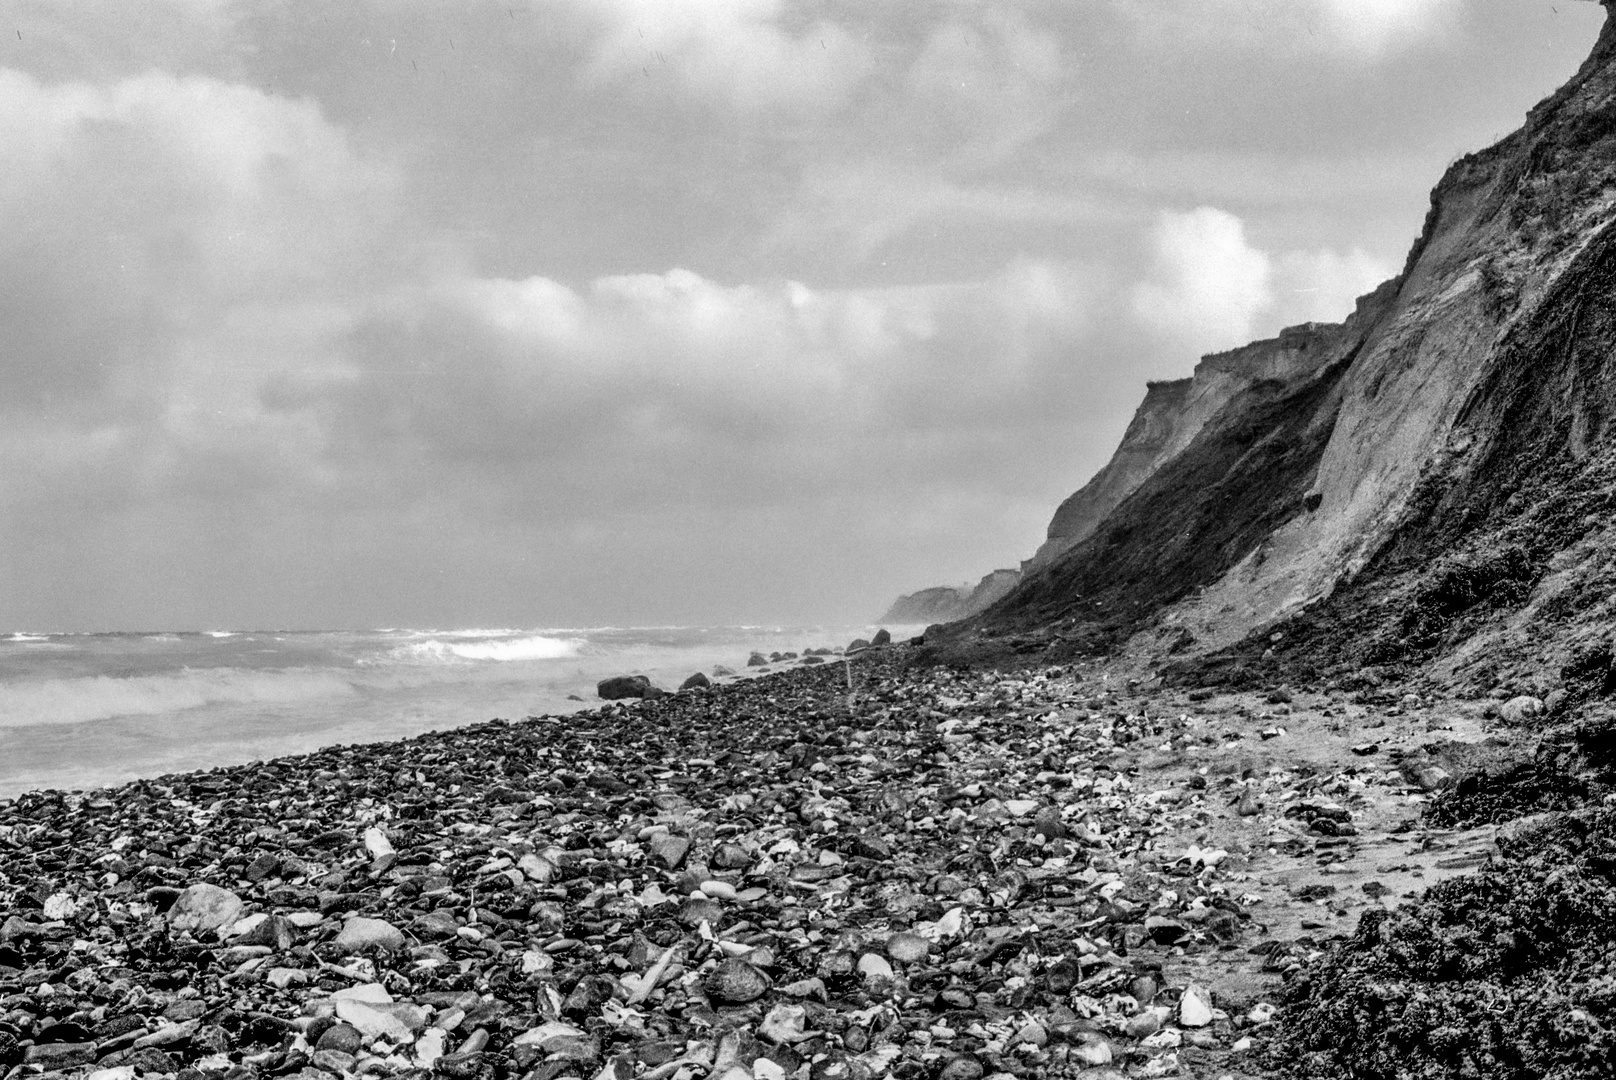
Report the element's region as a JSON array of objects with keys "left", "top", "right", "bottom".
[
  {"left": 1108, "top": 0, "right": 1461, "bottom": 58},
  {"left": 1128, "top": 207, "right": 1396, "bottom": 360},
  {"left": 0, "top": 65, "right": 395, "bottom": 562},
  {"left": 0, "top": 67, "right": 391, "bottom": 422},
  {"left": 1274, "top": 246, "right": 1394, "bottom": 325},
  {"left": 1131, "top": 207, "right": 1273, "bottom": 352},
  {"left": 306, "top": 260, "right": 1102, "bottom": 503},
  {"left": 1317, "top": 0, "right": 1461, "bottom": 55},
  {"left": 578, "top": 0, "right": 871, "bottom": 113}
]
